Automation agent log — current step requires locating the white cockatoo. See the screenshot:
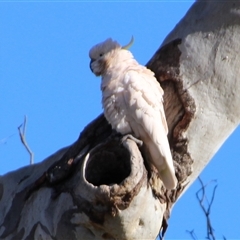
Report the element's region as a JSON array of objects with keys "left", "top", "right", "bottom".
[{"left": 89, "top": 37, "right": 177, "bottom": 190}]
